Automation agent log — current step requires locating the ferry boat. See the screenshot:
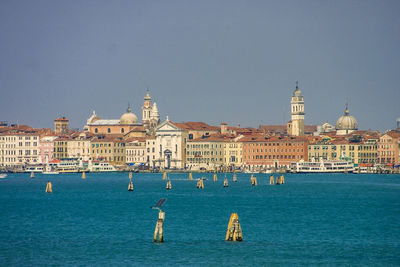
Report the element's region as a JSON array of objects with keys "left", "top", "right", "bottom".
[
  {"left": 25, "top": 165, "right": 44, "bottom": 173},
  {"left": 42, "top": 165, "right": 59, "bottom": 175},
  {"left": 89, "top": 161, "right": 117, "bottom": 172},
  {"left": 55, "top": 159, "right": 81, "bottom": 173},
  {"left": 291, "top": 159, "right": 354, "bottom": 173}
]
